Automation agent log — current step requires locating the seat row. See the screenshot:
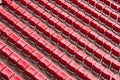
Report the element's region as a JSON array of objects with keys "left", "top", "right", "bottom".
[
  {"left": 0, "top": 5, "right": 119, "bottom": 80},
  {"left": 3, "top": 0, "right": 120, "bottom": 73},
  {"left": 0, "top": 41, "right": 47, "bottom": 80},
  {"left": 0, "top": 23, "right": 73, "bottom": 80},
  {"left": 0, "top": 61, "right": 21, "bottom": 80}
]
